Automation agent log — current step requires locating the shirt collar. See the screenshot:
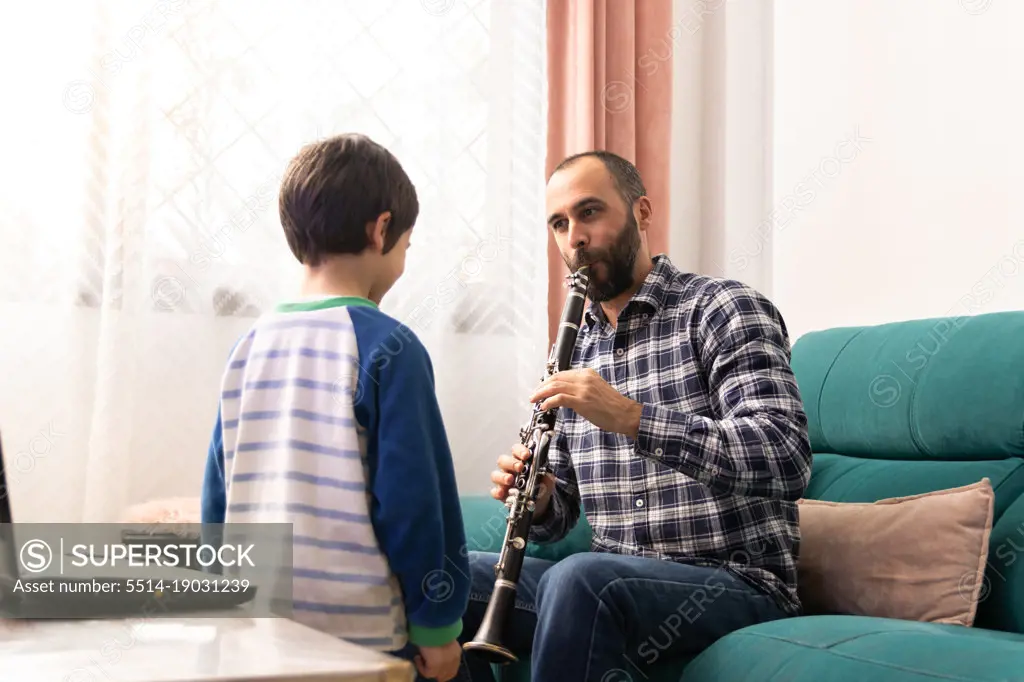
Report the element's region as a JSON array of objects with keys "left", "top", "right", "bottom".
[{"left": 583, "top": 254, "right": 676, "bottom": 328}]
